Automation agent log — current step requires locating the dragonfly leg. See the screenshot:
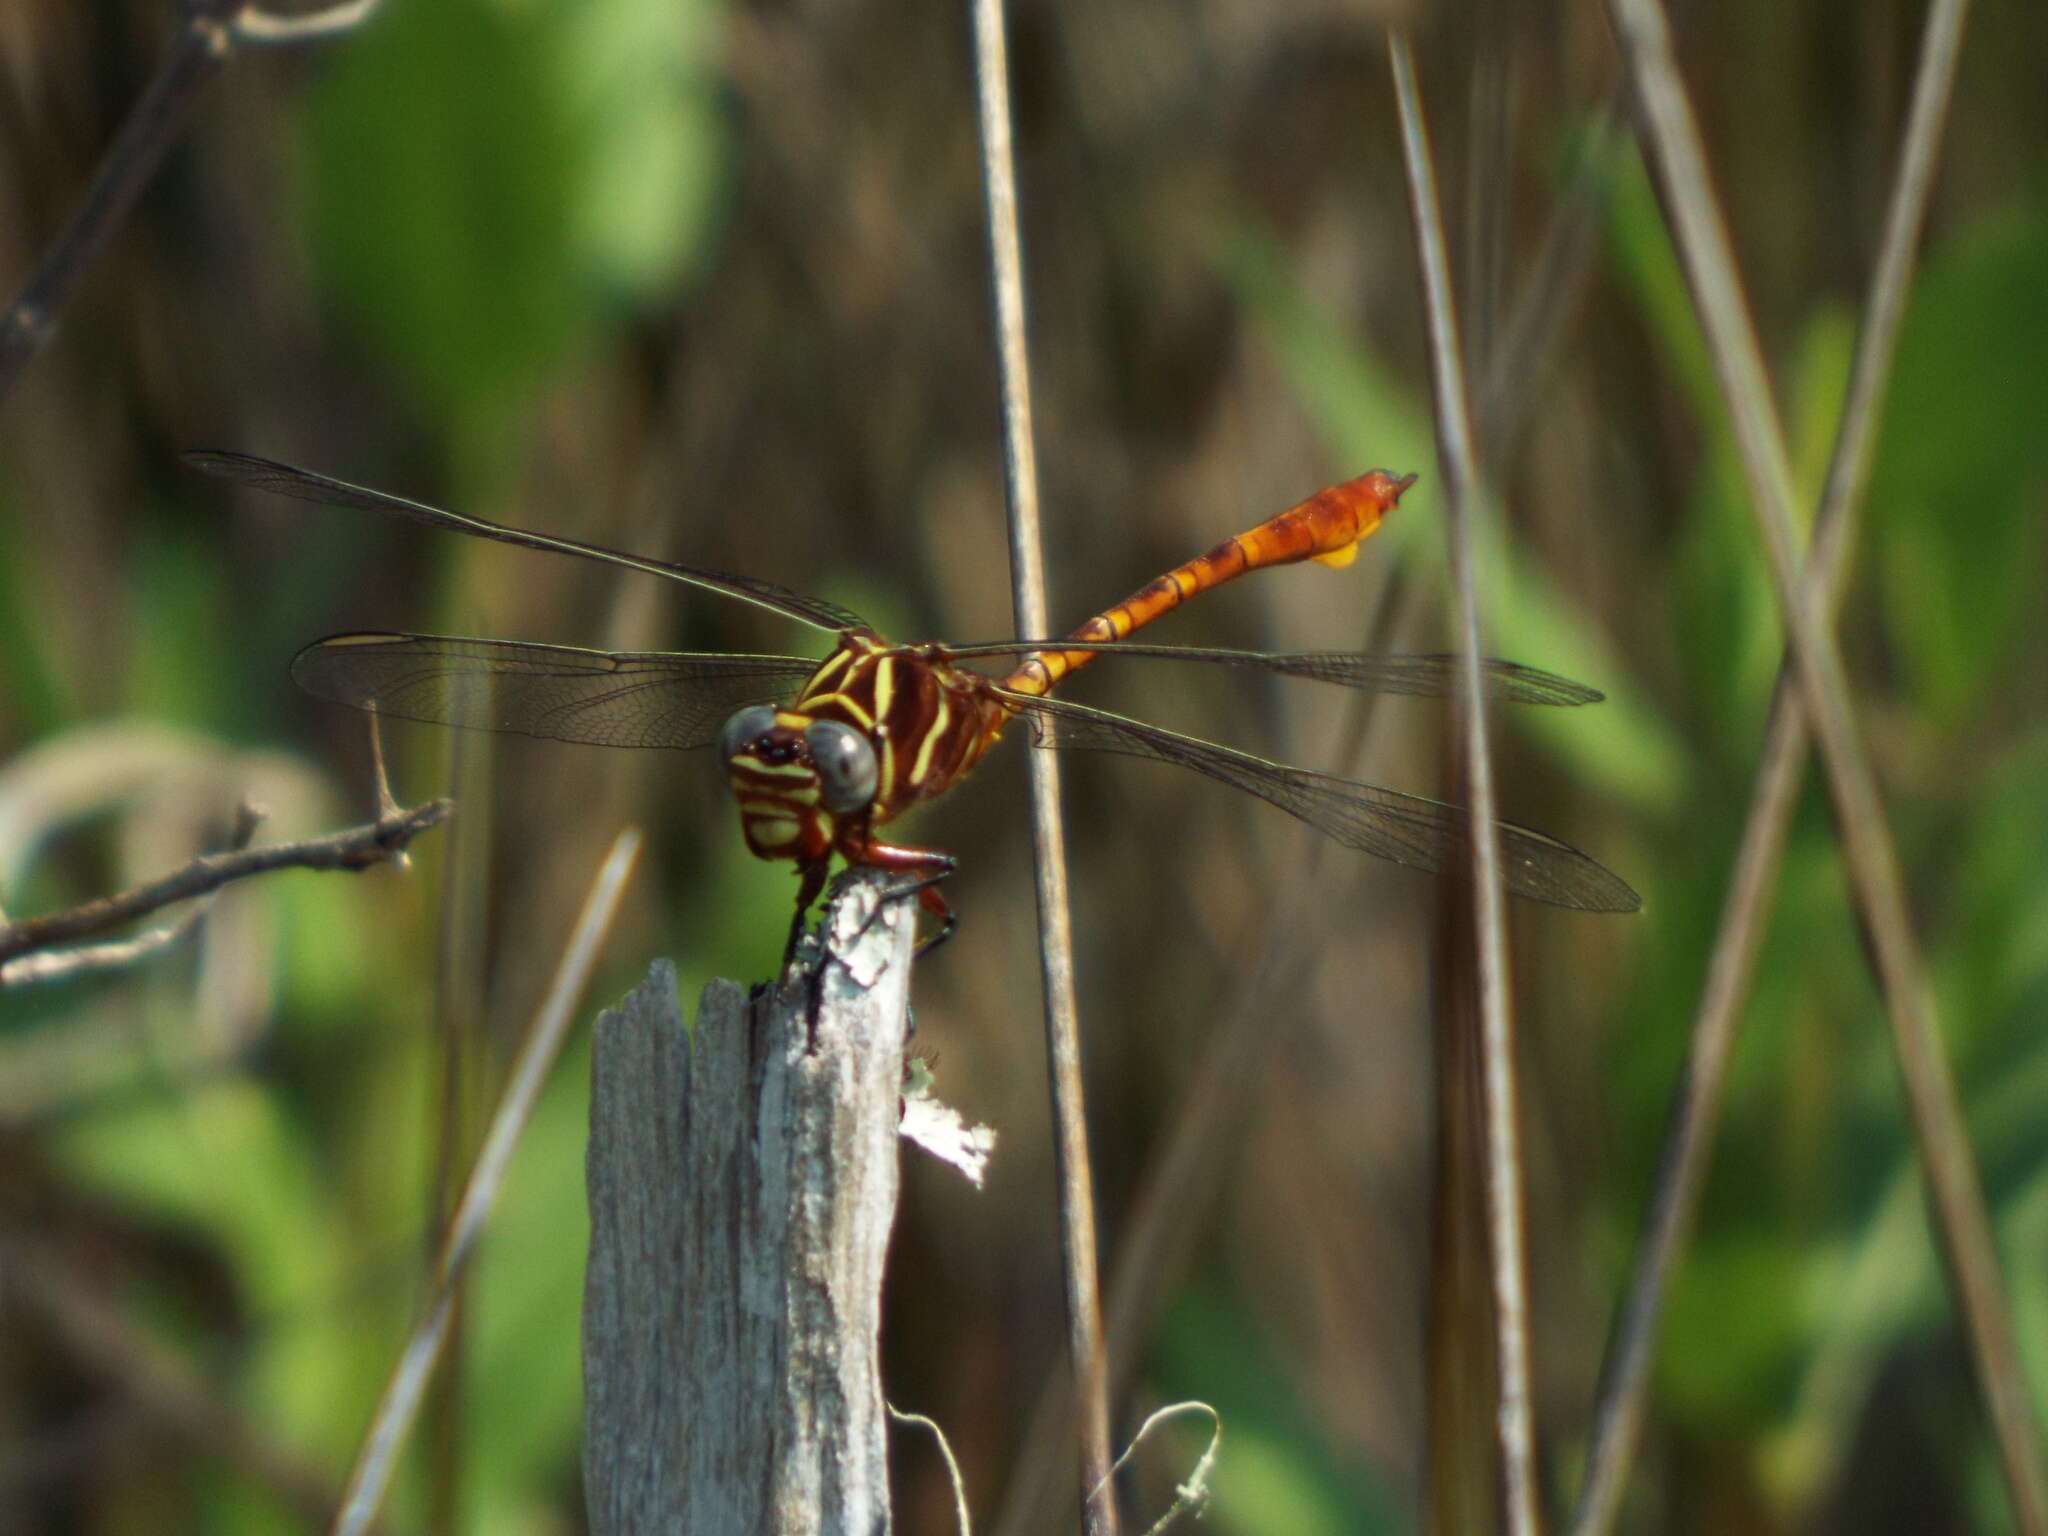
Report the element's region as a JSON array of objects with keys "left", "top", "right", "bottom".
[
  {"left": 783, "top": 858, "right": 832, "bottom": 969},
  {"left": 795, "top": 855, "right": 950, "bottom": 1041},
  {"left": 859, "top": 844, "right": 958, "bottom": 956},
  {"left": 909, "top": 883, "right": 957, "bottom": 957}
]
